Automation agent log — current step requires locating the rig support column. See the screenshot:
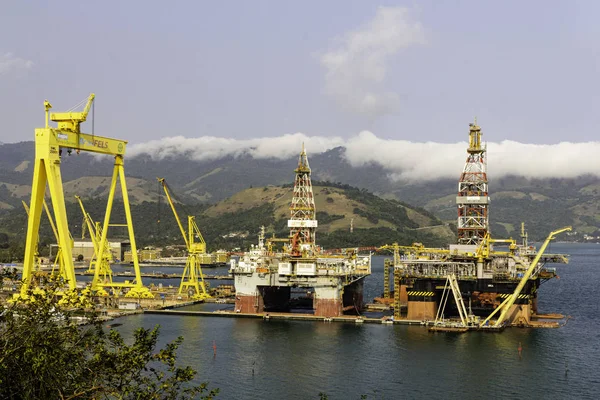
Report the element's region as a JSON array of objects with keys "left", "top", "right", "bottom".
[
  {"left": 343, "top": 279, "right": 364, "bottom": 313},
  {"left": 407, "top": 293, "right": 437, "bottom": 321},
  {"left": 314, "top": 286, "right": 343, "bottom": 317},
  {"left": 235, "top": 289, "right": 265, "bottom": 314}
]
